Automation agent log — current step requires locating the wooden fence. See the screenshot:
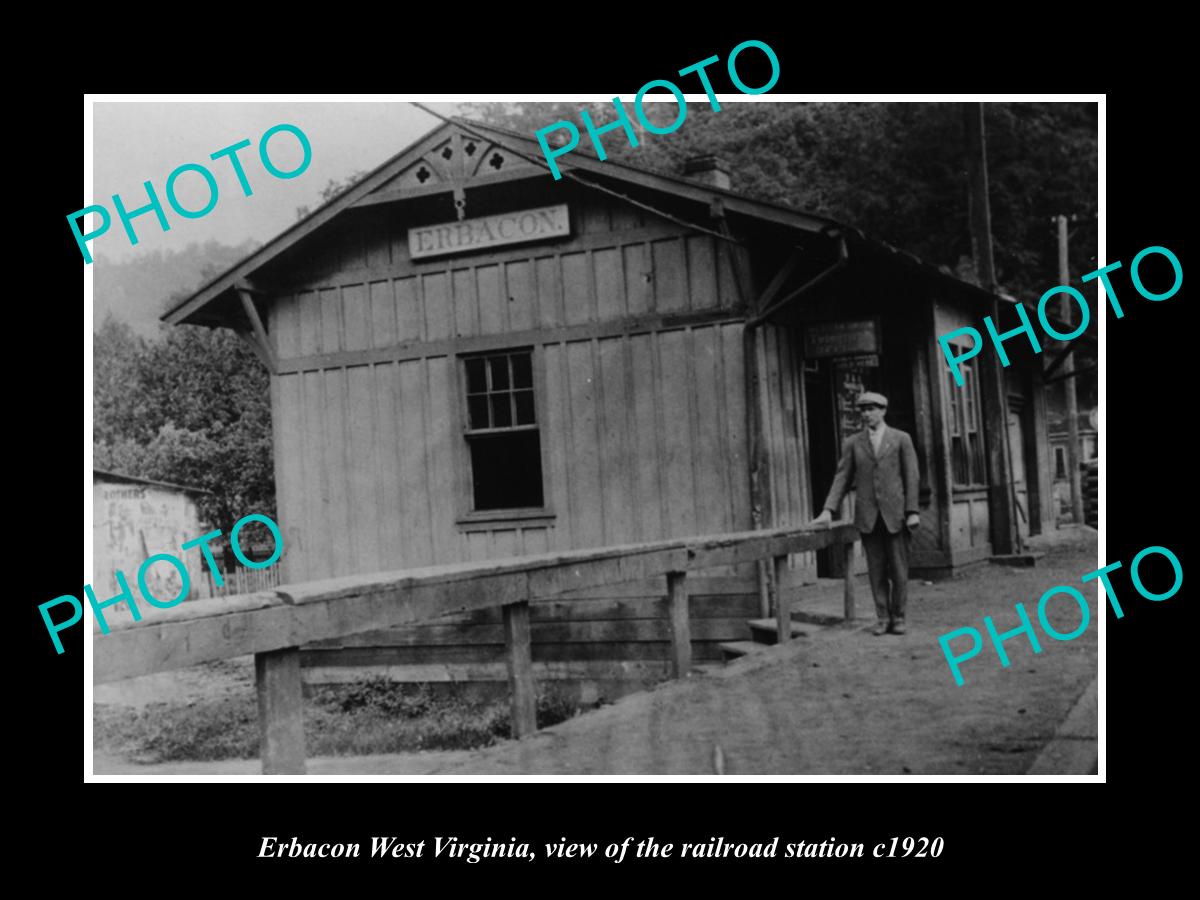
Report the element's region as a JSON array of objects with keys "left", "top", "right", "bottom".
[
  {"left": 94, "top": 523, "right": 859, "bottom": 774},
  {"left": 203, "top": 563, "right": 282, "bottom": 599}
]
